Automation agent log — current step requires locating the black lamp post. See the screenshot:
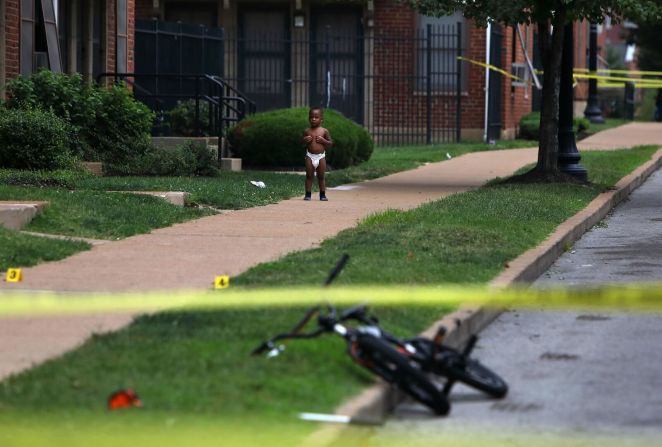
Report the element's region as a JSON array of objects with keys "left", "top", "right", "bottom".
[
  {"left": 583, "top": 23, "right": 605, "bottom": 123},
  {"left": 558, "top": 23, "right": 588, "bottom": 181}
]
